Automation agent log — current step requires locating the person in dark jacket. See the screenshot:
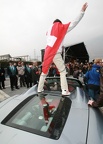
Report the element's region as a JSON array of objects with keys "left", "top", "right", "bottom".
[
  {"left": 31, "top": 61, "right": 39, "bottom": 85},
  {"left": 0, "top": 66, "right": 2, "bottom": 90},
  {"left": 84, "top": 58, "right": 101, "bottom": 100},
  {"left": 25, "top": 63, "right": 32, "bottom": 88},
  {"left": 7, "top": 62, "right": 19, "bottom": 91},
  {"left": 73, "top": 66, "right": 79, "bottom": 79},
  {"left": 0, "top": 63, "right": 6, "bottom": 89},
  {"left": 88, "top": 59, "right": 103, "bottom": 107}
]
